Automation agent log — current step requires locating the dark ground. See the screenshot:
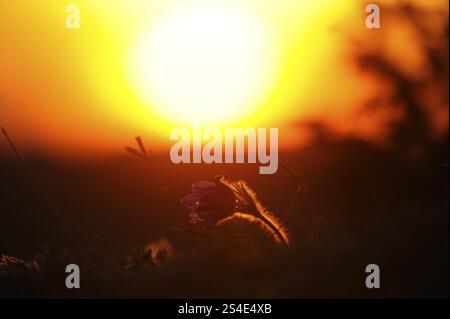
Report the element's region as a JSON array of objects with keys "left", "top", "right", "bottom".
[{"left": 0, "top": 134, "right": 448, "bottom": 298}]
